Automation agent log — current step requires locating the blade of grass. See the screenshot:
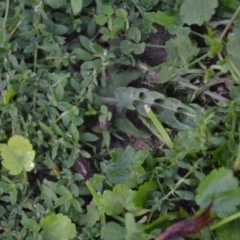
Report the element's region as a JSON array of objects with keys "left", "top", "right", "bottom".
[
  {"left": 144, "top": 104, "right": 173, "bottom": 150},
  {"left": 86, "top": 180, "right": 106, "bottom": 225}
]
